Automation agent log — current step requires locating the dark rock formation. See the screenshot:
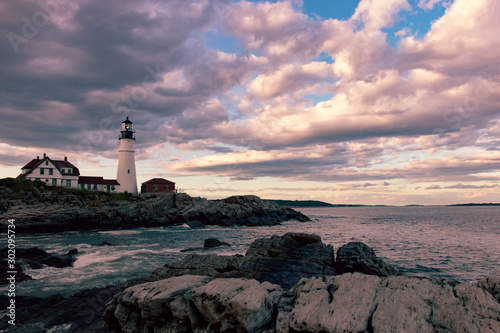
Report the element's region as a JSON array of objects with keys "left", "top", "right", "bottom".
[
  {"left": 336, "top": 241, "right": 400, "bottom": 276},
  {"left": 477, "top": 276, "right": 500, "bottom": 303},
  {"left": 104, "top": 273, "right": 500, "bottom": 333},
  {"left": 0, "top": 247, "right": 78, "bottom": 285},
  {"left": 153, "top": 233, "right": 336, "bottom": 290},
  {"left": 204, "top": 238, "right": 231, "bottom": 248},
  {"left": 0, "top": 183, "right": 309, "bottom": 233},
  {"left": 181, "top": 238, "right": 232, "bottom": 252}
]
